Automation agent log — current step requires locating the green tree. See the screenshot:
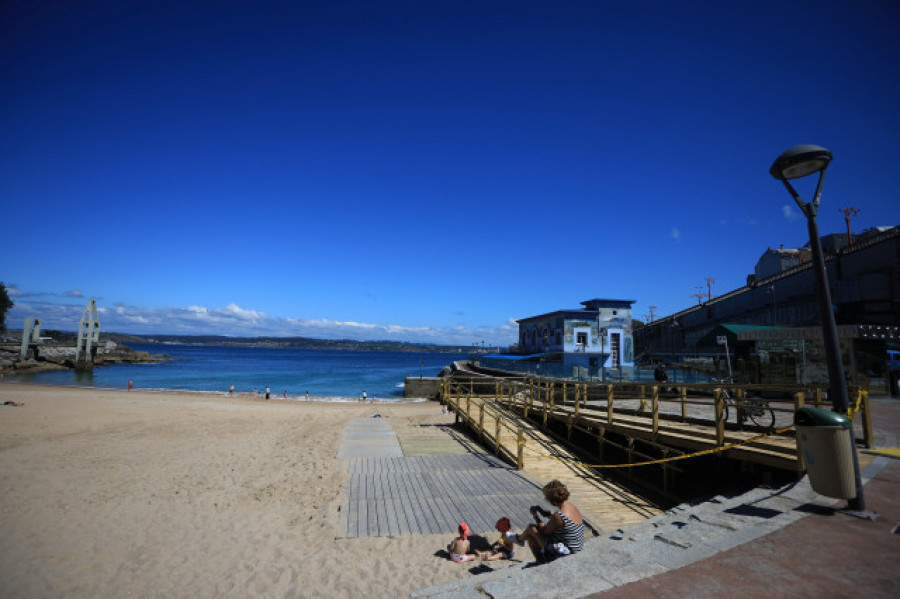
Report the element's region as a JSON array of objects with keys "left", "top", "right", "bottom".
[{"left": 0, "top": 282, "right": 13, "bottom": 334}]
